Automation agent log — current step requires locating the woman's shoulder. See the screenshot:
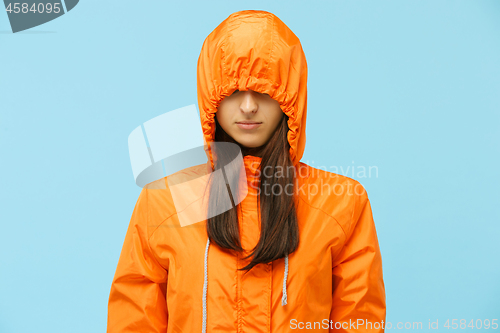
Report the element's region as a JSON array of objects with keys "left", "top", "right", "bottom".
[
  {"left": 142, "top": 163, "right": 209, "bottom": 232},
  {"left": 297, "top": 161, "right": 369, "bottom": 232}
]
